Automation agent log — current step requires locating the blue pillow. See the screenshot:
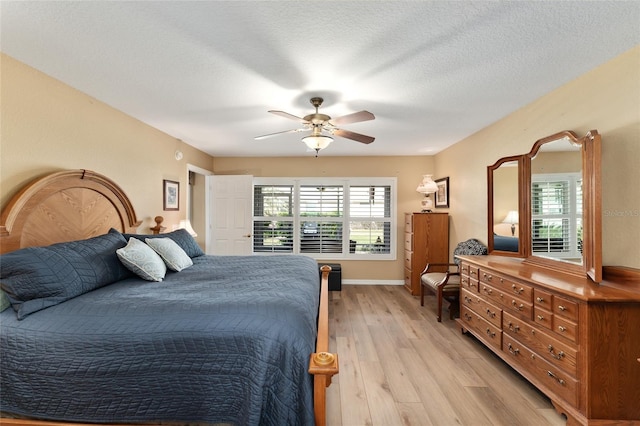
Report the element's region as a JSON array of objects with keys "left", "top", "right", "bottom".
[
  {"left": 0, "top": 232, "right": 131, "bottom": 319},
  {"left": 117, "top": 228, "right": 205, "bottom": 258}
]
